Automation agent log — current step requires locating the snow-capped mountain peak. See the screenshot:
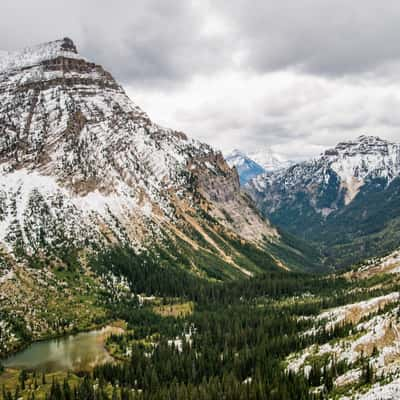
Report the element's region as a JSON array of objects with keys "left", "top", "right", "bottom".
[
  {"left": 250, "top": 135, "right": 400, "bottom": 207},
  {"left": 225, "top": 147, "right": 292, "bottom": 184},
  {"left": 225, "top": 149, "right": 250, "bottom": 167},
  {"left": 0, "top": 38, "right": 277, "bottom": 273},
  {"left": 248, "top": 147, "right": 292, "bottom": 172},
  {"left": 323, "top": 135, "right": 400, "bottom": 185},
  {"left": 0, "top": 37, "right": 81, "bottom": 74},
  {"left": 225, "top": 149, "right": 265, "bottom": 185},
  {"left": 246, "top": 135, "right": 400, "bottom": 266}
]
